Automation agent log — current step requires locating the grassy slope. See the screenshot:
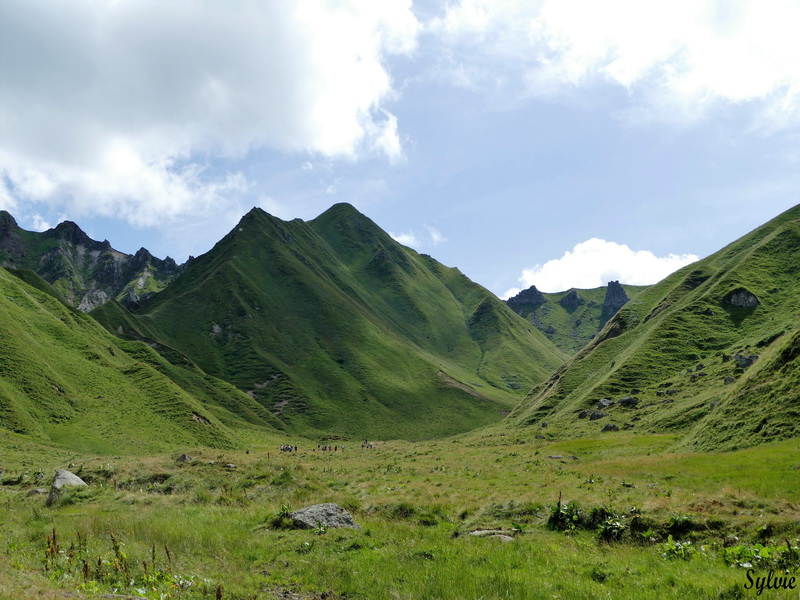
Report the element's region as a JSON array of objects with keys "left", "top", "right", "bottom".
[
  {"left": 510, "top": 204, "right": 800, "bottom": 450},
  {"left": 104, "top": 204, "right": 566, "bottom": 440},
  {"left": 0, "top": 268, "right": 279, "bottom": 453},
  {"left": 509, "top": 284, "right": 648, "bottom": 354}
]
